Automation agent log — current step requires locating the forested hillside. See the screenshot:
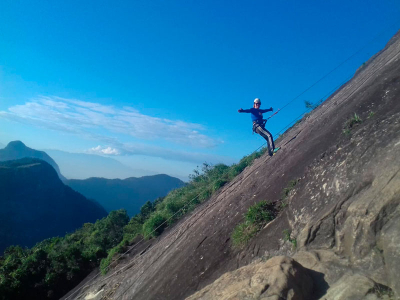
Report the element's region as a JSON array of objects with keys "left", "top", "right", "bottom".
[{"left": 0, "top": 158, "right": 107, "bottom": 254}]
